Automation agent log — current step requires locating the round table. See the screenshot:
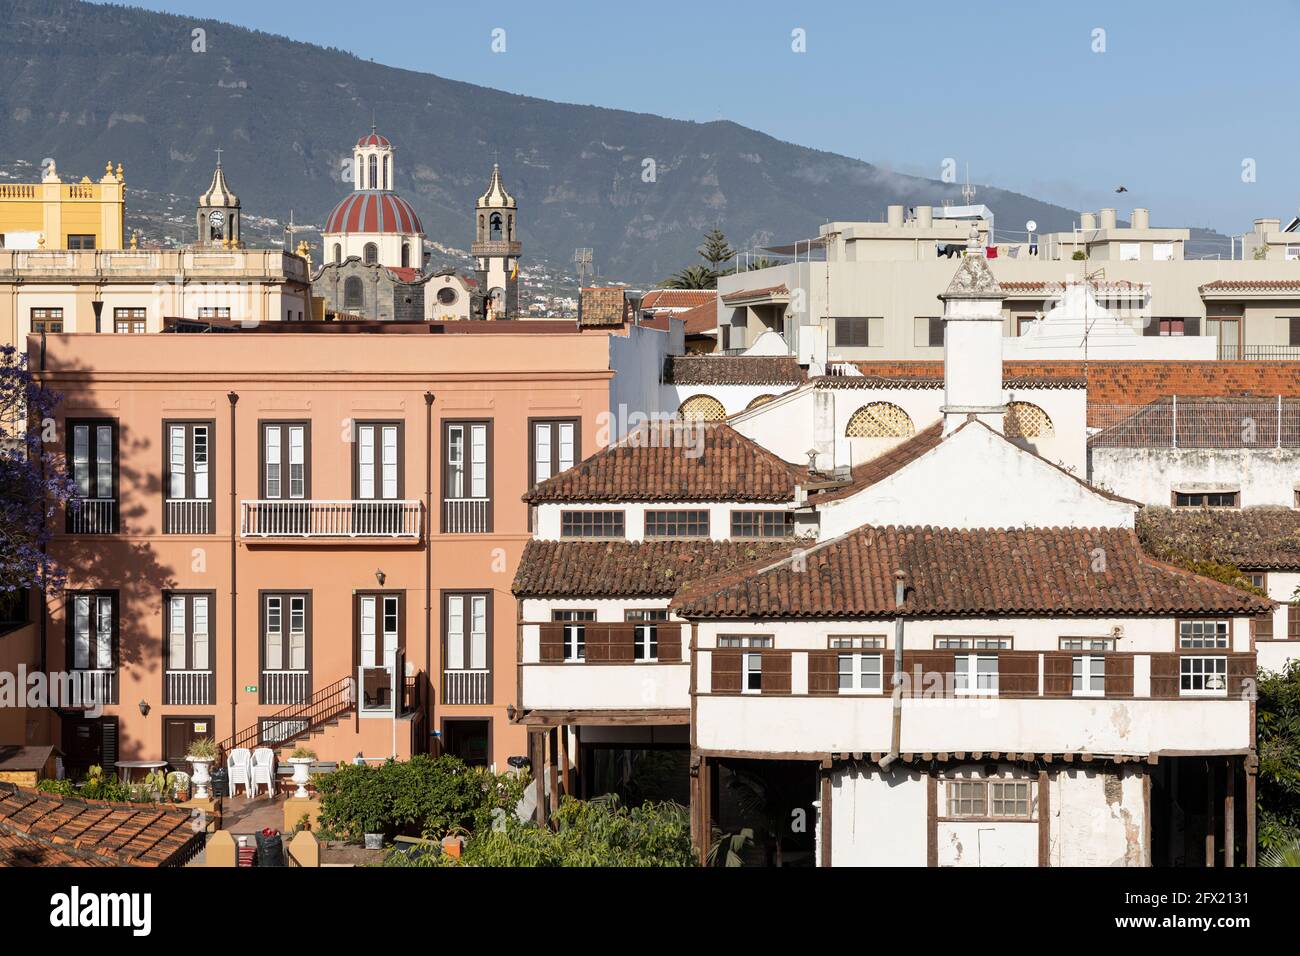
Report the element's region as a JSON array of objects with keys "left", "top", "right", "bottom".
[{"left": 116, "top": 760, "right": 169, "bottom": 784}]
